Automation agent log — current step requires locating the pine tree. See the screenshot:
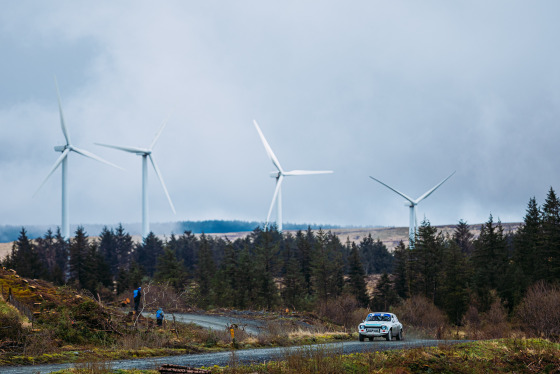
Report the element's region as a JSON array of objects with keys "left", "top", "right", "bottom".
[
  {"left": 7, "top": 228, "right": 46, "bottom": 279},
  {"left": 409, "top": 219, "right": 445, "bottom": 305},
  {"left": 236, "top": 243, "right": 257, "bottom": 309},
  {"left": 68, "top": 226, "right": 89, "bottom": 290},
  {"left": 453, "top": 220, "right": 474, "bottom": 256},
  {"left": 98, "top": 226, "right": 118, "bottom": 276},
  {"left": 154, "top": 247, "right": 187, "bottom": 290},
  {"left": 392, "top": 241, "right": 409, "bottom": 299},
  {"left": 370, "top": 273, "right": 399, "bottom": 311},
  {"left": 35, "top": 229, "right": 56, "bottom": 281},
  {"left": 174, "top": 231, "right": 199, "bottom": 273},
  {"left": 253, "top": 228, "right": 280, "bottom": 310},
  {"left": 214, "top": 241, "right": 238, "bottom": 307},
  {"left": 281, "top": 237, "right": 307, "bottom": 310},
  {"left": 347, "top": 242, "right": 369, "bottom": 307},
  {"left": 540, "top": 188, "right": 560, "bottom": 282},
  {"left": 83, "top": 242, "right": 112, "bottom": 293},
  {"left": 196, "top": 234, "right": 216, "bottom": 308},
  {"left": 359, "top": 234, "right": 393, "bottom": 274},
  {"left": 441, "top": 240, "right": 470, "bottom": 324},
  {"left": 114, "top": 224, "right": 133, "bottom": 270},
  {"left": 135, "top": 232, "right": 164, "bottom": 277},
  {"left": 471, "top": 215, "right": 507, "bottom": 311},
  {"left": 52, "top": 228, "right": 69, "bottom": 284},
  {"left": 296, "top": 229, "right": 314, "bottom": 296},
  {"left": 311, "top": 230, "right": 344, "bottom": 306},
  {"left": 513, "top": 197, "right": 541, "bottom": 286}
]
